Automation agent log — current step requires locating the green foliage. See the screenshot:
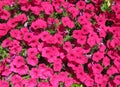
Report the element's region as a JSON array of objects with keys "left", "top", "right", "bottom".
[
  {"left": 106, "top": 32, "right": 113, "bottom": 40},
  {"left": 39, "top": 12, "right": 45, "bottom": 18},
  {"left": 37, "top": 54, "right": 41, "bottom": 59},
  {"left": 10, "top": 82, "right": 14, "bottom": 87},
  {"left": 115, "top": 46, "right": 120, "bottom": 51},
  {"left": 23, "top": 75, "right": 30, "bottom": 80},
  {"left": 86, "top": 0, "right": 91, "bottom": 3},
  {"left": 71, "top": 83, "right": 83, "bottom": 87},
  {"left": 0, "top": 46, "right": 8, "bottom": 59},
  {"left": 90, "top": 45, "right": 98, "bottom": 54},
  {"left": 3, "top": 5, "right": 14, "bottom": 11},
  {"left": 101, "top": 0, "right": 111, "bottom": 12},
  {"left": 75, "top": 21, "right": 82, "bottom": 29},
  {"left": 48, "top": 29, "right": 56, "bottom": 35},
  {"left": 63, "top": 35, "right": 73, "bottom": 42},
  {"left": 50, "top": 8, "right": 68, "bottom": 19},
  {"left": 28, "top": 15, "right": 36, "bottom": 22},
  {"left": 20, "top": 49, "right": 26, "bottom": 57}
]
